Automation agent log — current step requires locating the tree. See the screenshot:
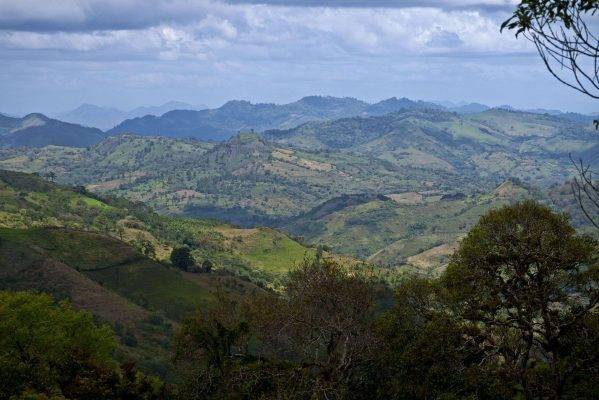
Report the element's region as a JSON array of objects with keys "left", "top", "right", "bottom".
[
  {"left": 201, "top": 259, "right": 213, "bottom": 273},
  {"left": 170, "top": 246, "right": 195, "bottom": 271},
  {"left": 173, "top": 259, "right": 384, "bottom": 399},
  {"left": 140, "top": 240, "right": 156, "bottom": 258},
  {"left": 502, "top": 0, "right": 599, "bottom": 99},
  {"left": 0, "top": 291, "right": 168, "bottom": 399},
  {"left": 502, "top": 1, "right": 599, "bottom": 228},
  {"left": 246, "top": 258, "right": 382, "bottom": 399},
  {"left": 377, "top": 201, "right": 598, "bottom": 399},
  {"left": 173, "top": 293, "right": 253, "bottom": 399},
  {"left": 135, "top": 233, "right": 156, "bottom": 259},
  {"left": 442, "top": 200, "right": 598, "bottom": 399}
]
